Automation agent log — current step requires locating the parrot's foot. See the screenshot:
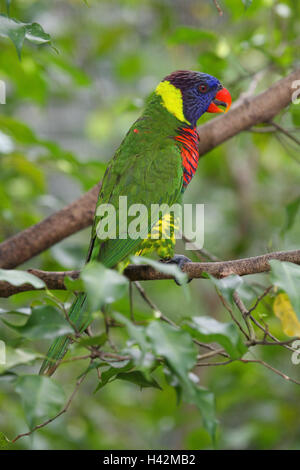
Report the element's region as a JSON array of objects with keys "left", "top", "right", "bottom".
[{"left": 161, "top": 254, "right": 192, "bottom": 285}]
